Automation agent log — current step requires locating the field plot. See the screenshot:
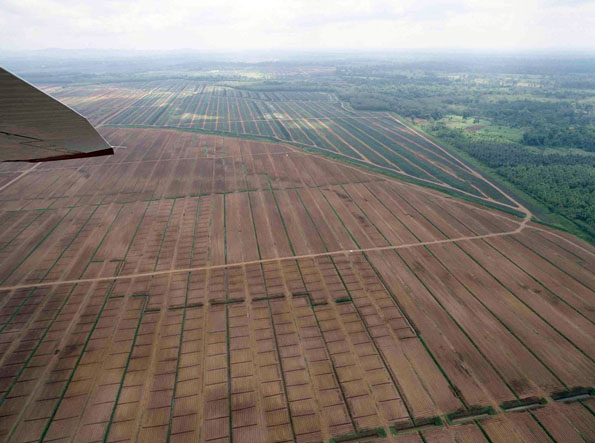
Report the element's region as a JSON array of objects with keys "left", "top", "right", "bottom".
[
  {"left": 44, "top": 81, "right": 516, "bottom": 207},
  {"left": 0, "top": 128, "right": 593, "bottom": 442}
]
